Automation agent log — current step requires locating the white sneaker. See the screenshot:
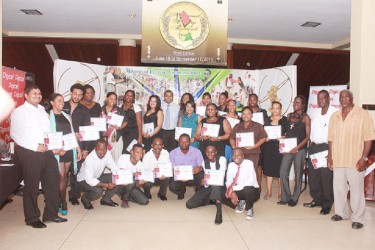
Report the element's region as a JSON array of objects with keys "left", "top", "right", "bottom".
[
  {"left": 235, "top": 200, "right": 246, "bottom": 213},
  {"left": 246, "top": 208, "right": 254, "bottom": 220}
]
